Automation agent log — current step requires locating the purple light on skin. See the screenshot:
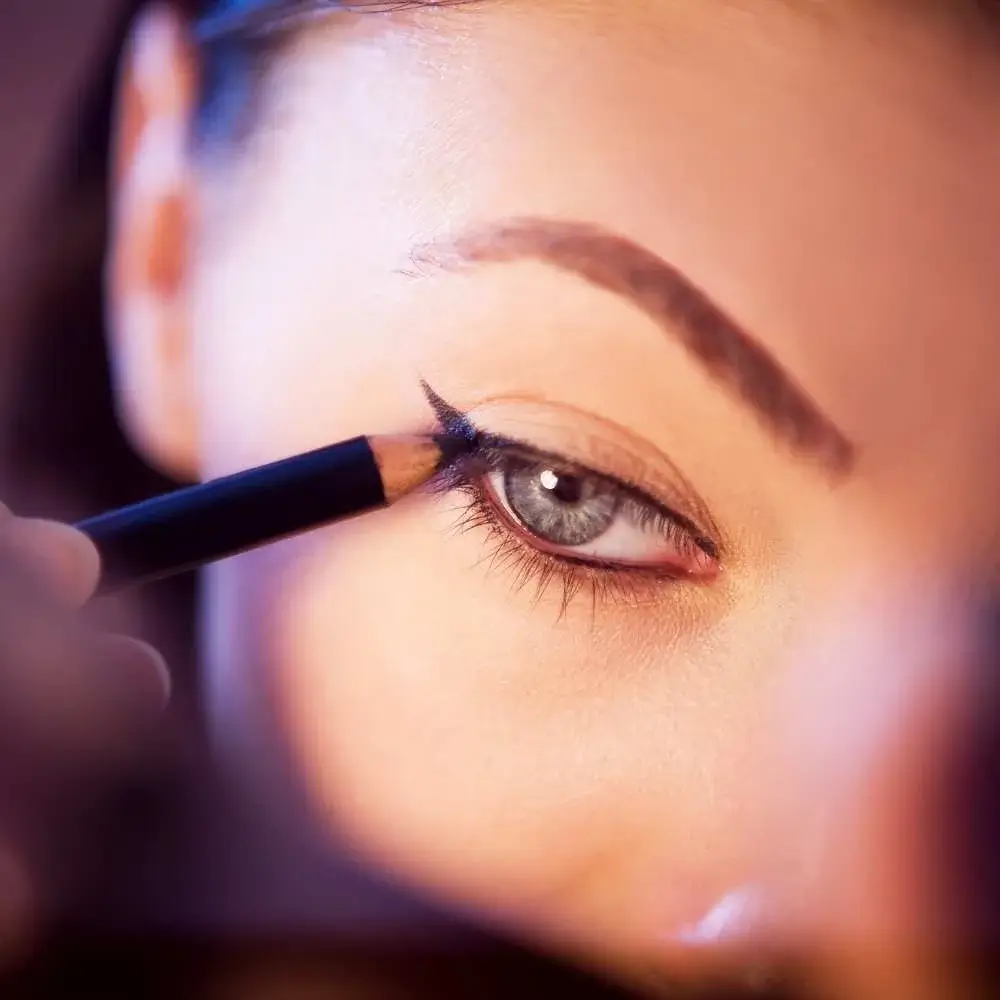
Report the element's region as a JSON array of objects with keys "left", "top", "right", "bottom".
[
  {"left": 673, "top": 886, "right": 765, "bottom": 946},
  {"left": 659, "top": 886, "right": 783, "bottom": 995}
]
